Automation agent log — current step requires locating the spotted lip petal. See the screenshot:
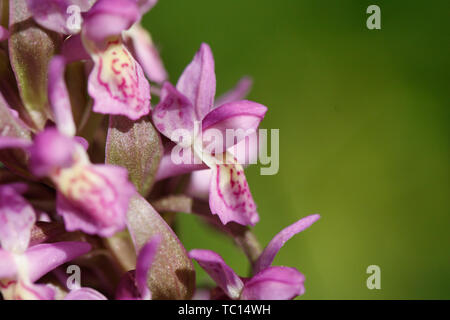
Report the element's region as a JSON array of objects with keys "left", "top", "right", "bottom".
[
  {"left": 176, "top": 43, "right": 216, "bottom": 120},
  {"left": 209, "top": 160, "right": 259, "bottom": 227},
  {"left": 254, "top": 214, "right": 321, "bottom": 274},
  {"left": 240, "top": 266, "right": 305, "bottom": 300},
  {"left": 87, "top": 38, "right": 151, "bottom": 120},
  {"left": 55, "top": 164, "right": 136, "bottom": 237},
  {"left": 189, "top": 249, "right": 244, "bottom": 300},
  {"left": 0, "top": 184, "right": 36, "bottom": 253}
]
